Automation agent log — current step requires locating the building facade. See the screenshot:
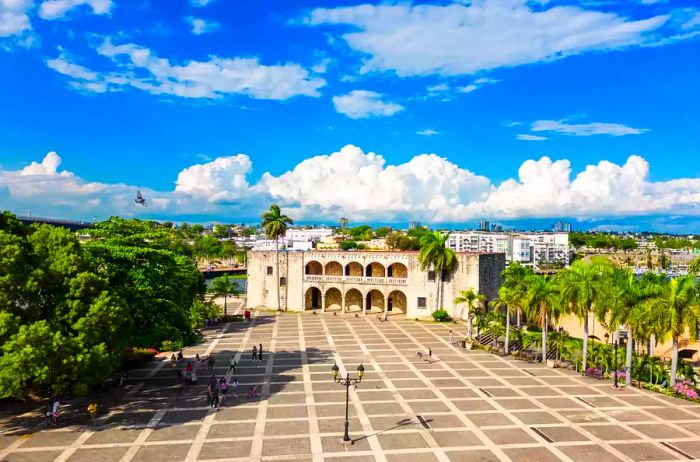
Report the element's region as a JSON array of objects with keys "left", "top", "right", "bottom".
[
  {"left": 246, "top": 251, "right": 505, "bottom": 319},
  {"left": 447, "top": 231, "right": 570, "bottom": 270}
]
